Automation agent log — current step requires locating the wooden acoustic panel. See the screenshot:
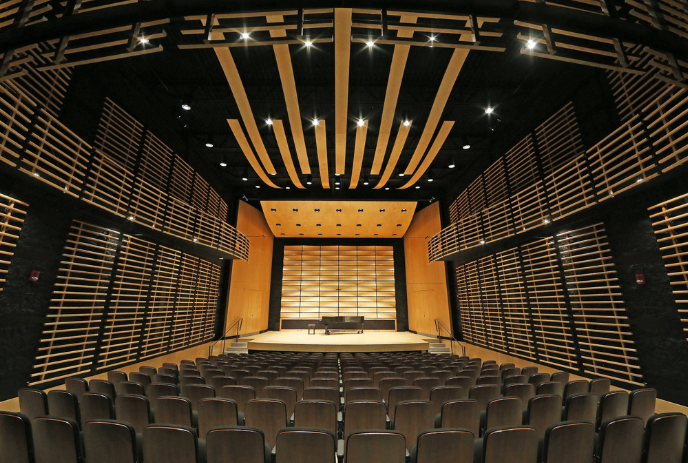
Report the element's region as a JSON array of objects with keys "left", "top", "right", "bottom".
[
  {"left": 261, "top": 200, "right": 417, "bottom": 238},
  {"left": 139, "top": 131, "right": 173, "bottom": 192},
  {"left": 82, "top": 150, "right": 134, "bottom": 217},
  {"left": 644, "top": 88, "right": 688, "bottom": 173},
  {"left": 94, "top": 97, "right": 142, "bottom": 173},
  {"left": 0, "top": 81, "right": 35, "bottom": 168},
  {"left": 0, "top": 192, "right": 28, "bottom": 294}
]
